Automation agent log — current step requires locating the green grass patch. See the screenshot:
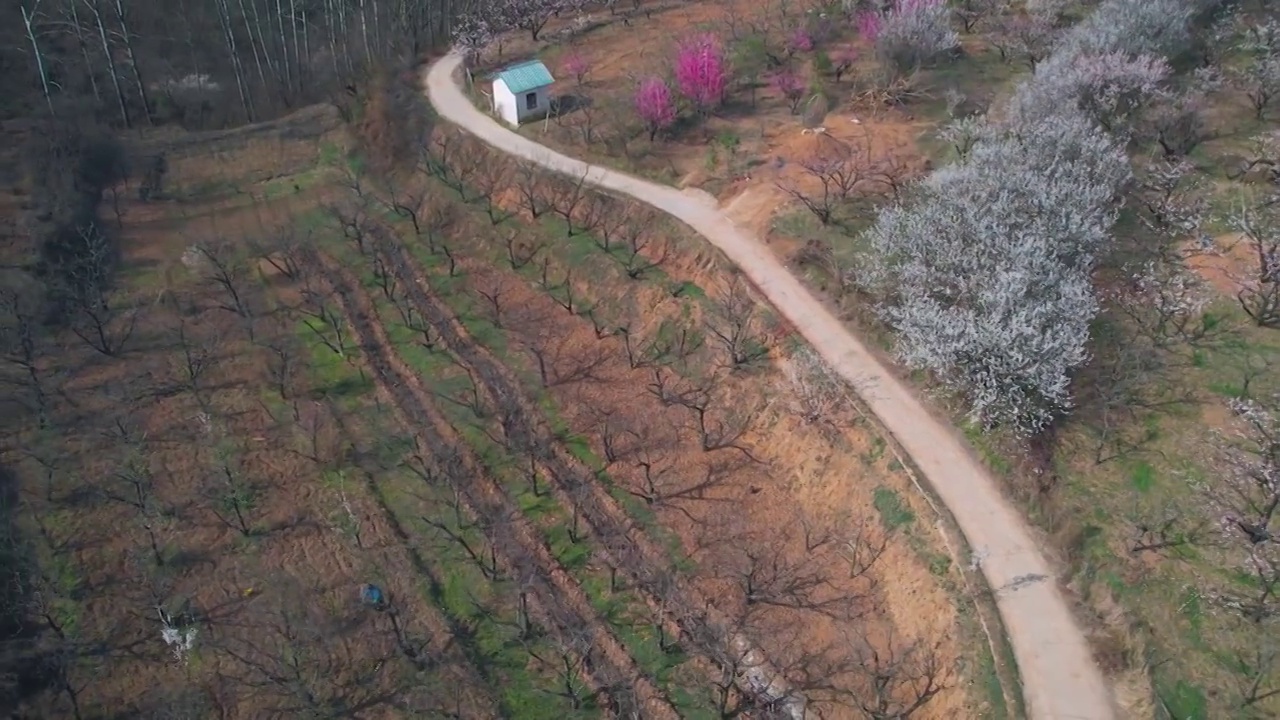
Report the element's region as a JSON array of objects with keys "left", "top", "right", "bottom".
[
  {"left": 1128, "top": 461, "right": 1156, "bottom": 493},
  {"left": 973, "top": 639, "right": 1009, "bottom": 720},
  {"left": 296, "top": 321, "right": 373, "bottom": 399},
  {"left": 960, "top": 422, "right": 1013, "bottom": 476},
  {"left": 1155, "top": 678, "right": 1209, "bottom": 720},
  {"left": 872, "top": 486, "right": 915, "bottom": 530}
]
